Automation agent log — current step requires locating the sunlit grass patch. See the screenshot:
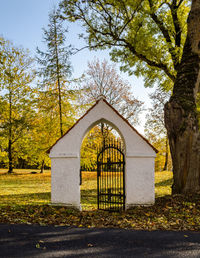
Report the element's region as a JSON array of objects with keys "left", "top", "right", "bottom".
[
  {"left": 155, "top": 171, "right": 173, "bottom": 197},
  {"left": 81, "top": 171, "right": 97, "bottom": 210},
  {"left": 0, "top": 169, "right": 173, "bottom": 209},
  {"left": 0, "top": 169, "right": 51, "bottom": 205}
]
